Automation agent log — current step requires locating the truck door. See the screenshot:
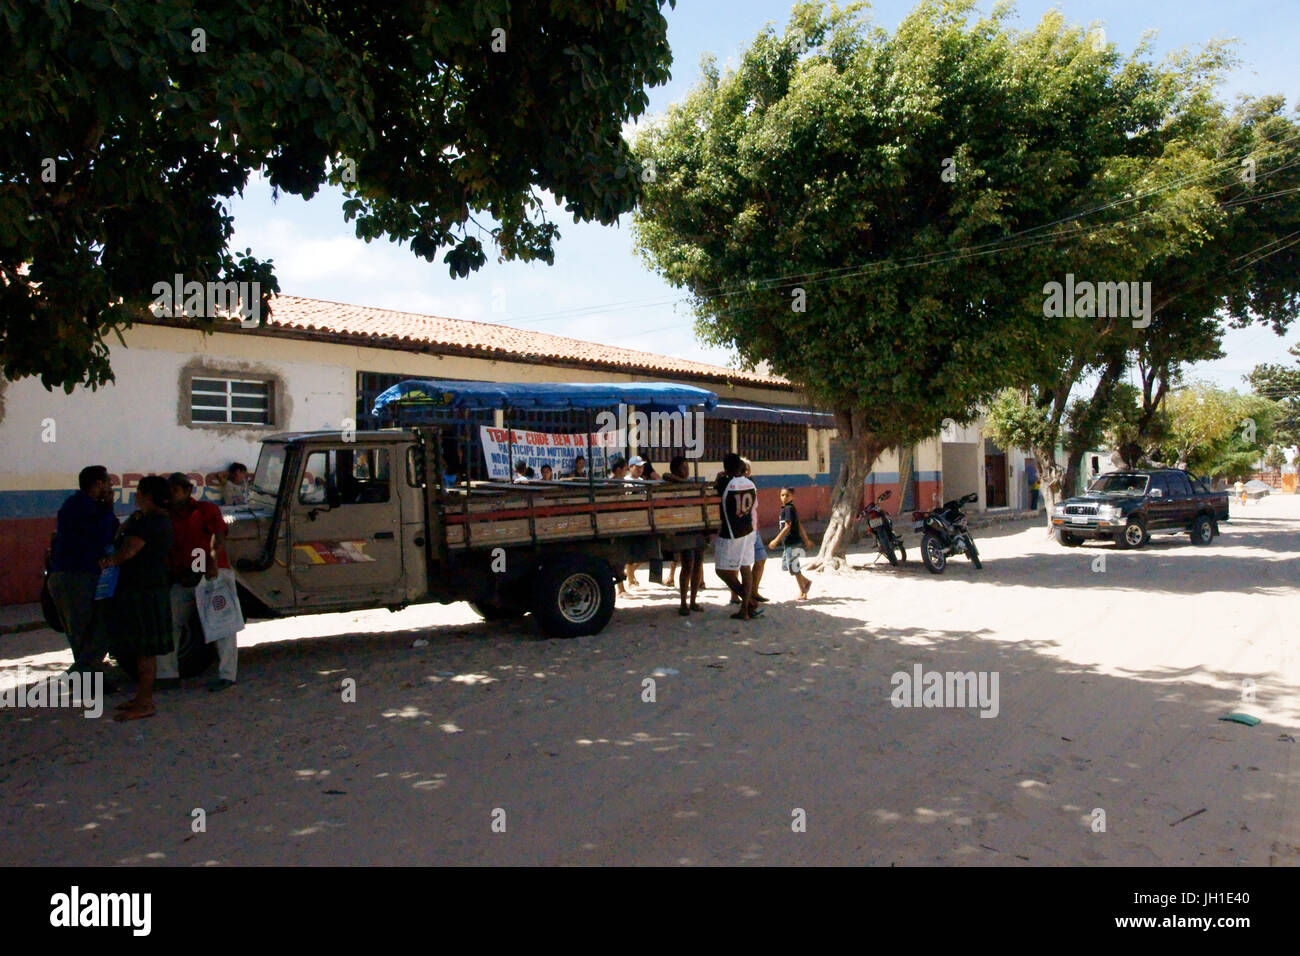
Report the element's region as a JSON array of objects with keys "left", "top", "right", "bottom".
[
  {"left": 1168, "top": 472, "right": 1196, "bottom": 529},
  {"left": 1147, "top": 473, "right": 1172, "bottom": 529},
  {"left": 288, "top": 444, "right": 404, "bottom": 609}
]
